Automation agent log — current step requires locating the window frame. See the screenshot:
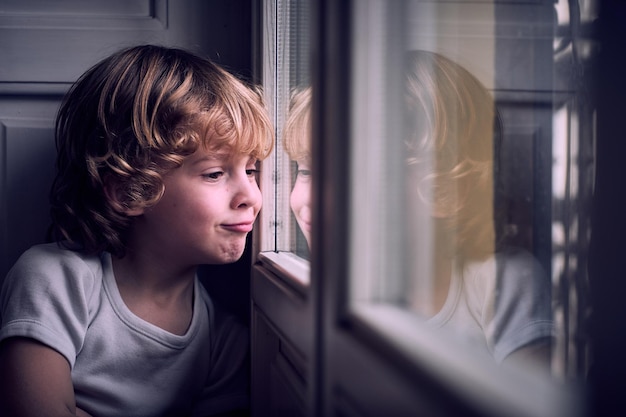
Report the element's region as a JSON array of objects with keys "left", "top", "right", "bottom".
[
  {"left": 252, "top": 0, "right": 598, "bottom": 416},
  {"left": 312, "top": 1, "right": 587, "bottom": 416},
  {"left": 254, "top": 0, "right": 312, "bottom": 288}
]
